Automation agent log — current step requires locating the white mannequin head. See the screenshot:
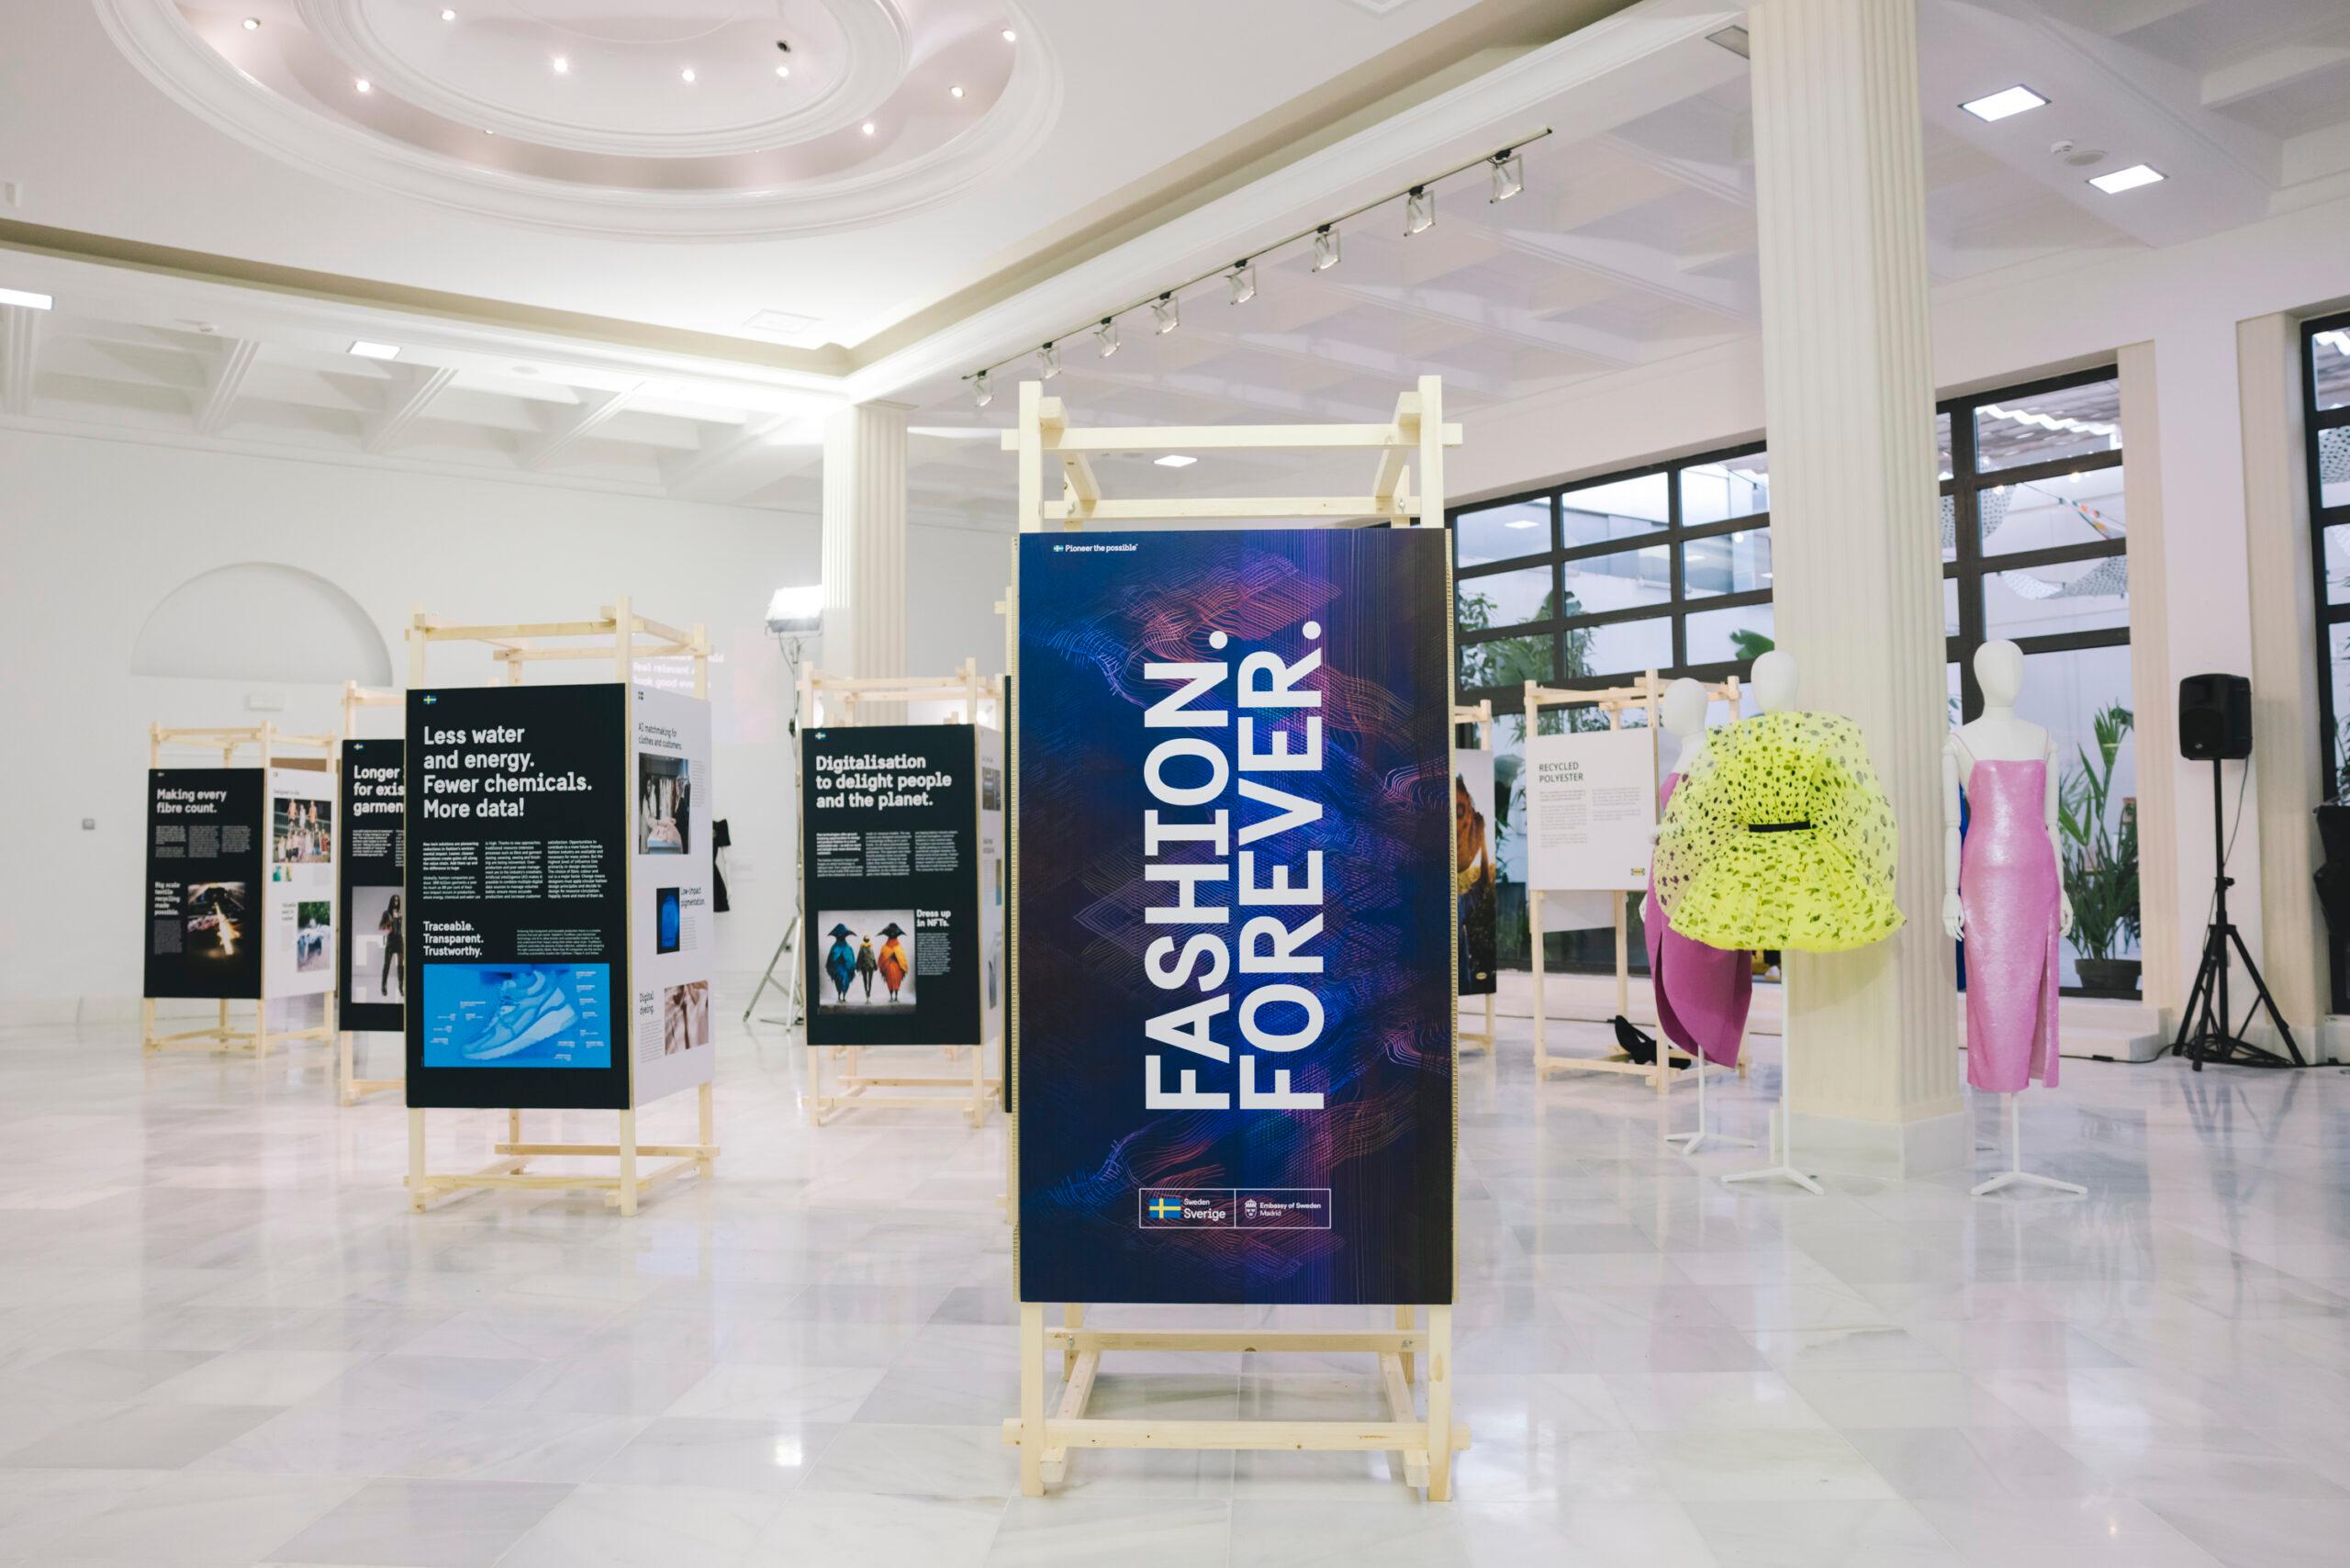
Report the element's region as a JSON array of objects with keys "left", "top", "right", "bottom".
[
  {"left": 1974, "top": 639, "right": 2024, "bottom": 709},
  {"left": 1661, "top": 678, "right": 1709, "bottom": 739},
  {"left": 1752, "top": 649, "right": 1799, "bottom": 713}
]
